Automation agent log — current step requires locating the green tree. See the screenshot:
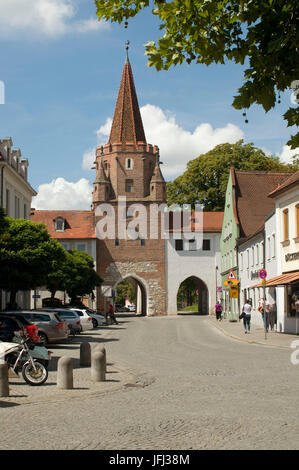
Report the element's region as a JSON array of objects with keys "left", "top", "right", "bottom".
[
  {"left": 0, "top": 219, "right": 65, "bottom": 309},
  {"left": 166, "top": 140, "right": 298, "bottom": 210},
  {"left": 63, "top": 249, "right": 103, "bottom": 305},
  {"left": 115, "top": 279, "right": 137, "bottom": 306},
  {"left": 0, "top": 207, "right": 9, "bottom": 236},
  {"left": 95, "top": 0, "right": 299, "bottom": 148},
  {"left": 177, "top": 277, "right": 198, "bottom": 310}
]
